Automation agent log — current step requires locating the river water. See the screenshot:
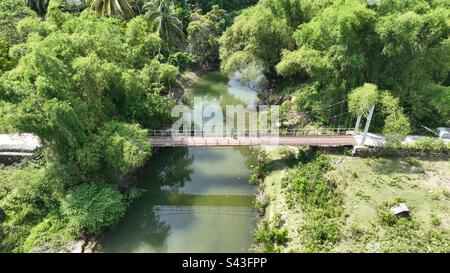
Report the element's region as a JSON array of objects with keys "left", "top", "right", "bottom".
[{"left": 102, "top": 72, "right": 259, "bottom": 253}]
